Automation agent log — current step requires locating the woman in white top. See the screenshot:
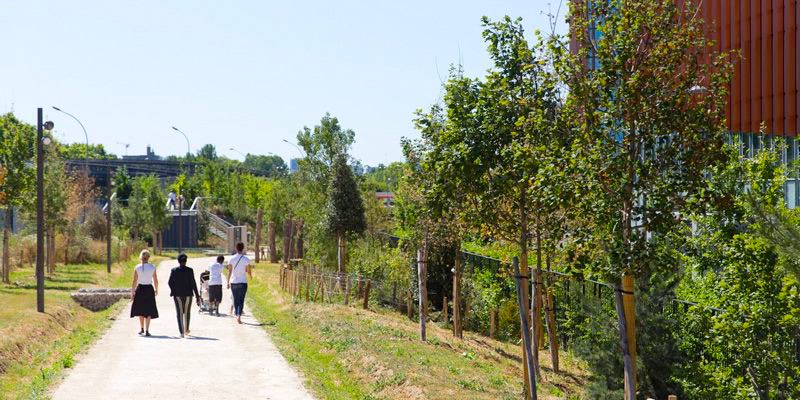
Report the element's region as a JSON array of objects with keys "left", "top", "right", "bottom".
[
  {"left": 226, "top": 242, "right": 252, "bottom": 324},
  {"left": 130, "top": 250, "right": 159, "bottom": 336}
]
